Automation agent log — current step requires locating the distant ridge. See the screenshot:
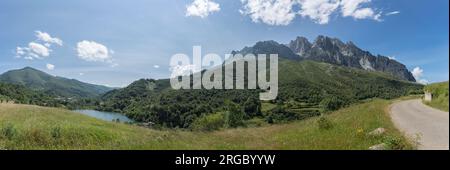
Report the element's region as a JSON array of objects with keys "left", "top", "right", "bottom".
[{"left": 0, "top": 67, "right": 113, "bottom": 98}]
